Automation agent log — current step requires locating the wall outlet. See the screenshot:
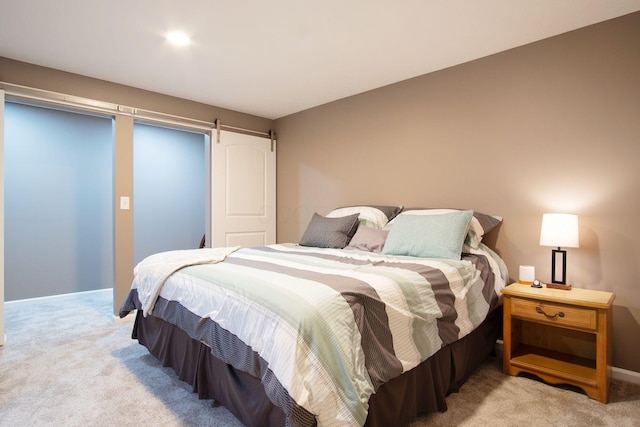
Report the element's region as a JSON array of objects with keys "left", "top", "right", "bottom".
[{"left": 120, "top": 196, "right": 130, "bottom": 210}]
